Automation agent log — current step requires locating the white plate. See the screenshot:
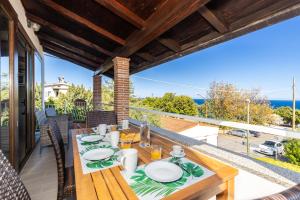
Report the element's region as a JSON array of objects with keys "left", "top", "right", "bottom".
[
  {"left": 170, "top": 151, "right": 186, "bottom": 158},
  {"left": 82, "top": 148, "right": 114, "bottom": 161},
  {"left": 81, "top": 135, "right": 103, "bottom": 142},
  {"left": 145, "top": 161, "right": 183, "bottom": 182}
]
